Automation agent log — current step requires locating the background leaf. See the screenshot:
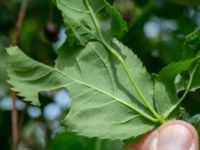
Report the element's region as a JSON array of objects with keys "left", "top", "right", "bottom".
[
  {"left": 49, "top": 132, "right": 123, "bottom": 150},
  {"left": 182, "top": 29, "right": 200, "bottom": 59},
  {"left": 182, "top": 30, "right": 200, "bottom": 91},
  {"left": 154, "top": 58, "right": 198, "bottom": 118},
  {"left": 190, "top": 63, "right": 200, "bottom": 91}
]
